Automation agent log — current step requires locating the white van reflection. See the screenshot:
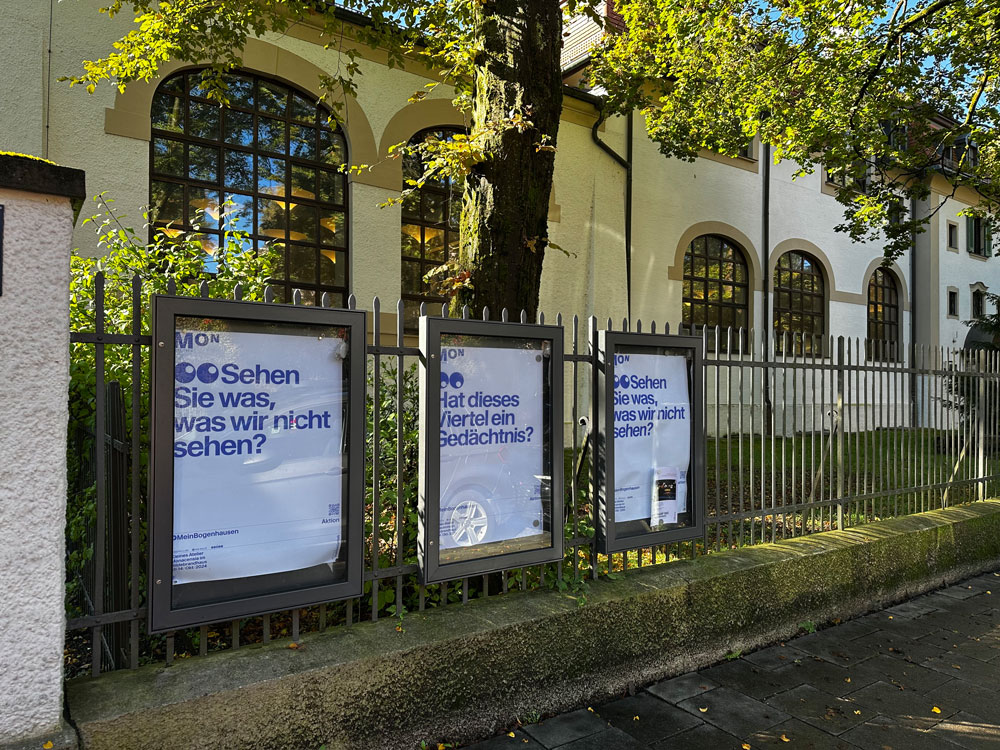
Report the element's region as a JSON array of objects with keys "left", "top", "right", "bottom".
[{"left": 438, "top": 443, "right": 548, "bottom": 549}]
